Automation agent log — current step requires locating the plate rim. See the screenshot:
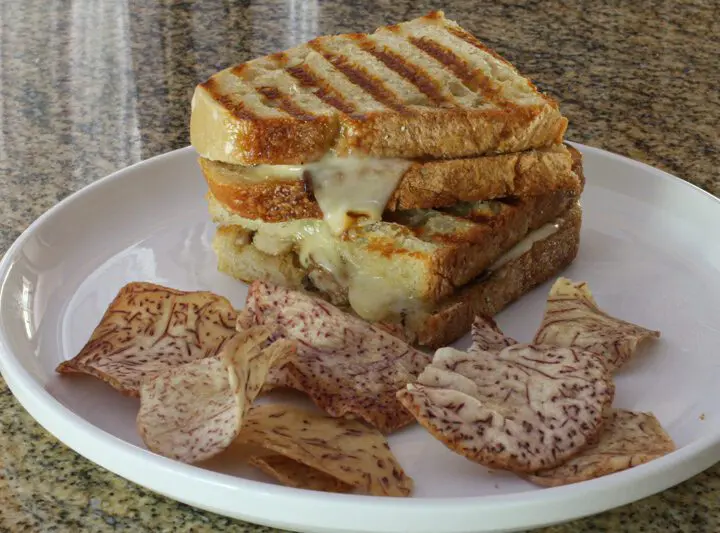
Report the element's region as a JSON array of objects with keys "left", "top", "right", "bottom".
[{"left": 1, "top": 142, "right": 719, "bottom": 532}]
